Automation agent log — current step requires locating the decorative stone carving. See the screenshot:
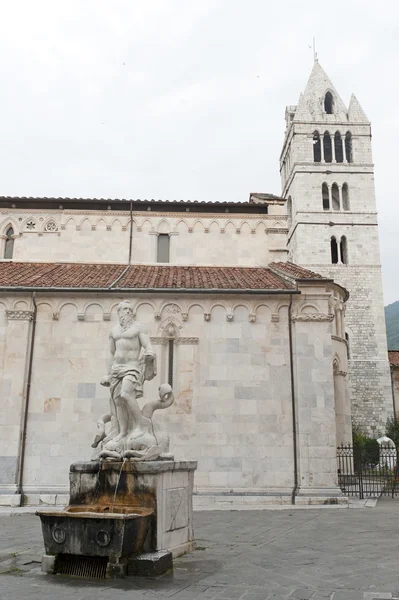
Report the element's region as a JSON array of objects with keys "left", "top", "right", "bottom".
[
  {"left": 106, "top": 225, "right": 111, "bottom": 231},
  {"left": 26, "top": 220, "right": 36, "bottom": 230},
  {"left": 6, "top": 310, "right": 34, "bottom": 321},
  {"left": 165, "top": 304, "right": 180, "bottom": 315},
  {"left": 93, "top": 301, "right": 175, "bottom": 462},
  {"left": 291, "top": 313, "right": 335, "bottom": 322},
  {"left": 77, "top": 313, "right": 85, "bottom": 321},
  {"left": 175, "top": 337, "right": 199, "bottom": 345},
  {"left": 150, "top": 337, "right": 168, "bottom": 345},
  {"left": 271, "top": 313, "right": 280, "bottom": 322},
  {"left": 154, "top": 312, "right": 161, "bottom": 321},
  {"left": 103, "top": 312, "right": 111, "bottom": 321},
  {"left": 204, "top": 313, "right": 211, "bottom": 322},
  {"left": 226, "top": 313, "right": 234, "bottom": 322},
  {"left": 44, "top": 220, "right": 58, "bottom": 232},
  {"left": 248, "top": 313, "right": 256, "bottom": 323},
  {"left": 52, "top": 312, "right": 60, "bottom": 321},
  {"left": 181, "top": 312, "right": 188, "bottom": 322}
]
